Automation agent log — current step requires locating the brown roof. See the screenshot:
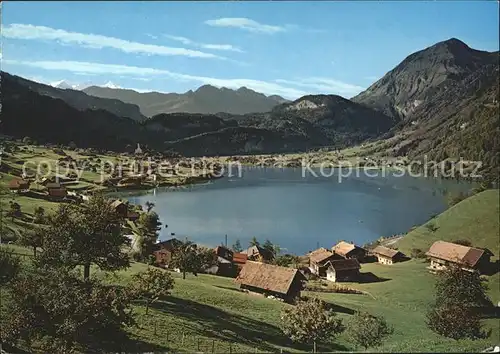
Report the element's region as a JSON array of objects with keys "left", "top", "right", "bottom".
[
  {"left": 233, "top": 252, "right": 248, "bottom": 265},
  {"left": 371, "top": 245, "right": 401, "bottom": 259},
  {"left": 235, "top": 261, "right": 305, "bottom": 295},
  {"left": 326, "top": 258, "right": 361, "bottom": 271},
  {"left": 46, "top": 182, "right": 62, "bottom": 189},
  {"left": 425, "top": 241, "right": 487, "bottom": 267},
  {"left": 245, "top": 245, "right": 274, "bottom": 260},
  {"left": 8, "top": 179, "right": 30, "bottom": 189},
  {"left": 110, "top": 199, "right": 126, "bottom": 209},
  {"left": 309, "top": 248, "right": 335, "bottom": 264},
  {"left": 215, "top": 246, "right": 233, "bottom": 261},
  {"left": 48, "top": 188, "right": 67, "bottom": 197},
  {"left": 155, "top": 238, "right": 182, "bottom": 251},
  {"left": 332, "top": 241, "right": 363, "bottom": 257}
]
